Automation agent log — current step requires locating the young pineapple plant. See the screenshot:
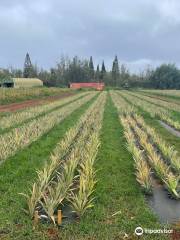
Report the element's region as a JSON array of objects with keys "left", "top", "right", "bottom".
[
  {"left": 122, "top": 116, "right": 152, "bottom": 194},
  {"left": 68, "top": 161, "right": 97, "bottom": 218},
  {"left": 110, "top": 90, "right": 135, "bottom": 115},
  {"left": 135, "top": 160, "right": 152, "bottom": 195},
  {"left": 68, "top": 173, "right": 96, "bottom": 218},
  {"left": 38, "top": 148, "right": 80, "bottom": 224},
  {"left": 132, "top": 114, "right": 180, "bottom": 198},
  {"left": 68, "top": 134, "right": 99, "bottom": 218},
  {"left": 0, "top": 93, "right": 96, "bottom": 163},
  {"left": 20, "top": 156, "right": 59, "bottom": 218},
  {"left": 135, "top": 115, "right": 180, "bottom": 173},
  {"left": 132, "top": 143, "right": 152, "bottom": 194},
  {"left": 0, "top": 92, "right": 88, "bottom": 130},
  {"left": 147, "top": 147, "right": 168, "bottom": 179},
  {"left": 112, "top": 91, "right": 180, "bottom": 200},
  {"left": 163, "top": 174, "right": 180, "bottom": 199},
  {"left": 21, "top": 92, "right": 106, "bottom": 224},
  {"left": 20, "top": 183, "right": 42, "bottom": 218}
]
